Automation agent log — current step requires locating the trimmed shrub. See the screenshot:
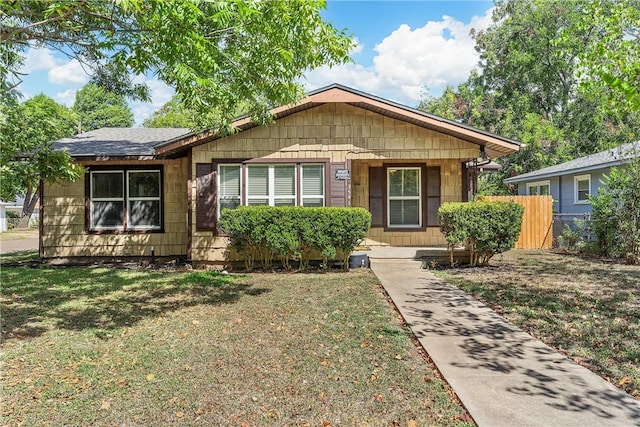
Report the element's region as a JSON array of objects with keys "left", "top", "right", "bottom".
[
  {"left": 218, "top": 206, "right": 371, "bottom": 270},
  {"left": 438, "top": 201, "right": 524, "bottom": 266}
]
